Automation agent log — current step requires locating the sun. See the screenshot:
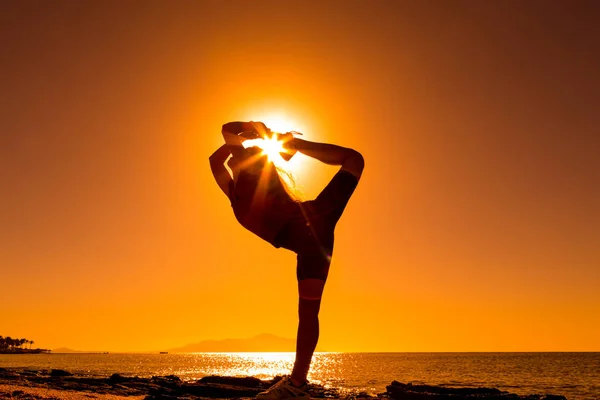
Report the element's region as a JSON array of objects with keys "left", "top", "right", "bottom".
[
  {"left": 237, "top": 111, "right": 311, "bottom": 199},
  {"left": 241, "top": 113, "right": 303, "bottom": 164},
  {"left": 240, "top": 109, "right": 310, "bottom": 165},
  {"left": 256, "top": 134, "right": 285, "bottom": 161},
  {"left": 243, "top": 133, "right": 289, "bottom": 164}
]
